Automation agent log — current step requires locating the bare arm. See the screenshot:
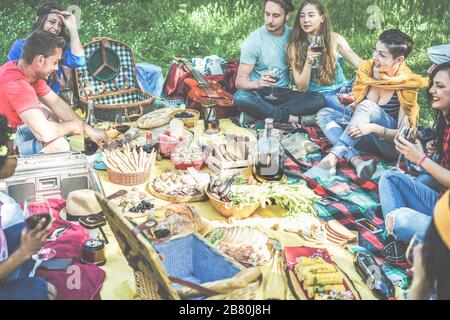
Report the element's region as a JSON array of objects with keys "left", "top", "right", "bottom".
[
  {"left": 396, "top": 134, "right": 450, "bottom": 188},
  {"left": 59, "top": 11, "right": 84, "bottom": 56},
  {"left": 370, "top": 107, "right": 406, "bottom": 141},
  {"left": 20, "top": 108, "right": 81, "bottom": 143},
  {"left": 421, "top": 158, "right": 450, "bottom": 188},
  {"left": 335, "top": 33, "right": 363, "bottom": 69},
  {"left": 235, "top": 63, "right": 274, "bottom": 90},
  {"left": 0, "top": 221, "right": 52, "bottom": 281},
  {"left": 291, "top": 59, "right": 313, "bottom": 92},
  {"left": 39, "top": 91, "right": 107, "bottom": 146},
  {"left": 39, "top": 90, "right": 81, "bottom": 123},
  {"left": 291, "top": 44, "right": 321, "bottom": 91}
]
